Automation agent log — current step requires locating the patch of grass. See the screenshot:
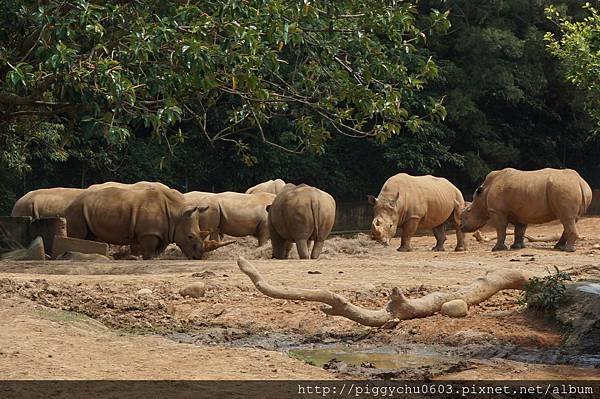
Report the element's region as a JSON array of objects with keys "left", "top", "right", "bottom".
[
  {"left": 519, "top": 266, "right": 572, "bottom": 312},
  {"left": 114, "top": 327, "right": 155, "bottom": 336},
  {"left": 36, "top": 308, "right": 106, "bottom": 331},
  {"left": 288, "top": 350, "right": 317, "bottom": 366}
]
